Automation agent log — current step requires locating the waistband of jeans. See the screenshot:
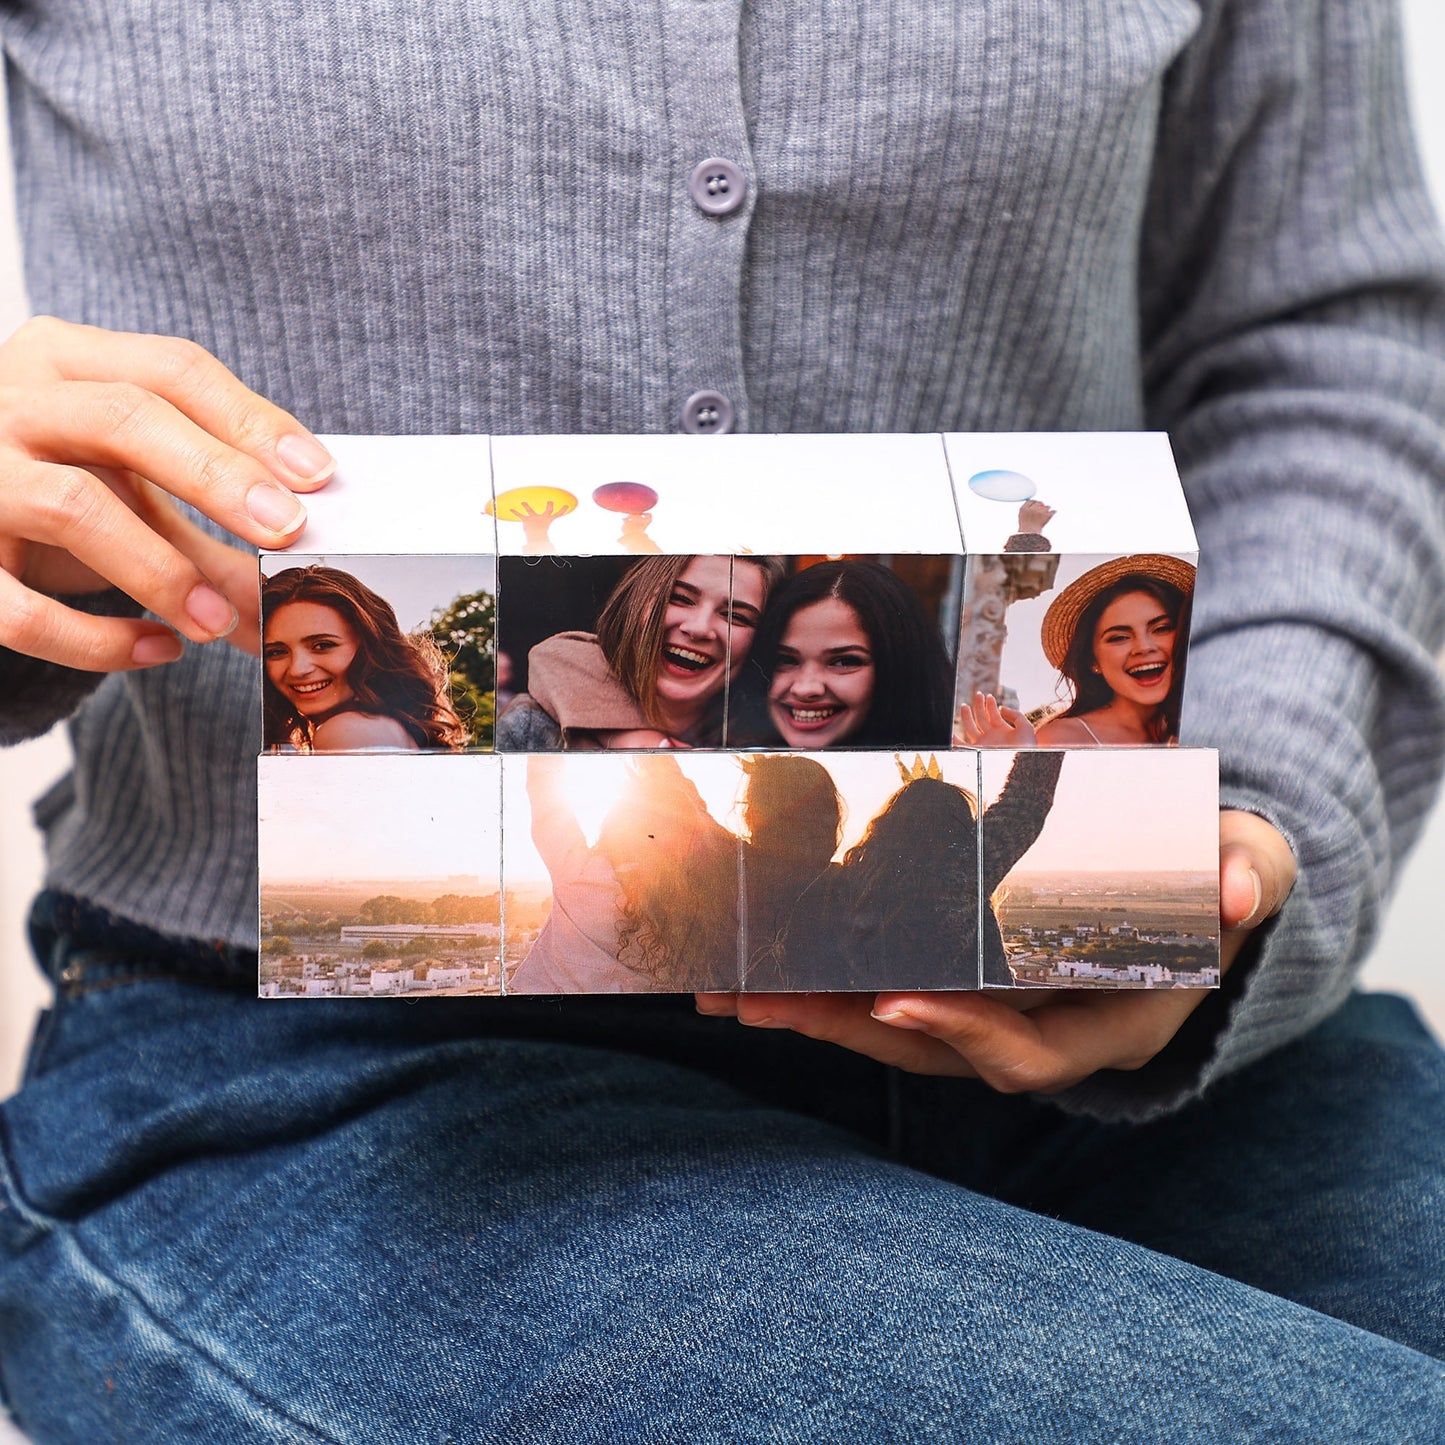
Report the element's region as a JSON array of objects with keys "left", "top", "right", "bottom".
[{"left": 28, "top": 889, "right": 258, "bottom": 996}]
